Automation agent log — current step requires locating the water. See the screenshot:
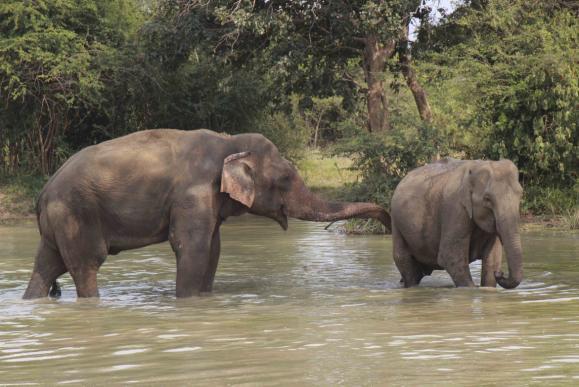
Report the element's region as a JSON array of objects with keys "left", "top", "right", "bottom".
[{"left": 0, "top": 216, "right": 578, "bottom": 385}]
